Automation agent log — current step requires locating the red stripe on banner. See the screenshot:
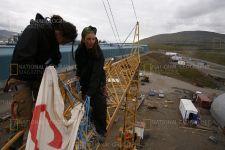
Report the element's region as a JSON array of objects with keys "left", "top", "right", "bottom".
[
  {"left": 45, "top": 108, "right": 62, "bottom": 148},
  {"left": 29, "top": 104, "right": 62, "bottom": 150}
]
